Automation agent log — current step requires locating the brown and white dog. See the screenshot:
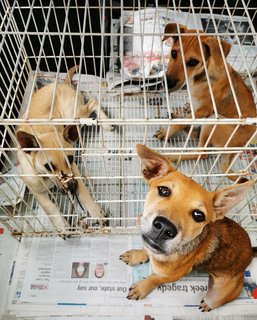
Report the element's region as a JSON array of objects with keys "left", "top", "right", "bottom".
[
  {"left": 154, "top": 23, "right": 257, "bottom": 182},
  {"left": 120, "top": 144, "right": 256, "bottom": 311},
  {"left": 17, "top": 66, "right": 113, "bottom": 232}
]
